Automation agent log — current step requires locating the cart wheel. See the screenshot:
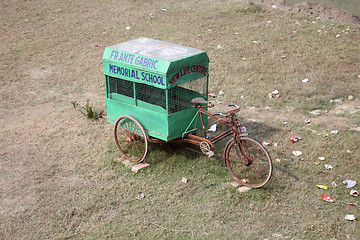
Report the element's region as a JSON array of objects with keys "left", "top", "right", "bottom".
[
  {"left": 224, "top": 137, "right": 272, "bottom": 188},
  {"left": 114, "top": 115, "right": 148, "bottom": 162}
]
